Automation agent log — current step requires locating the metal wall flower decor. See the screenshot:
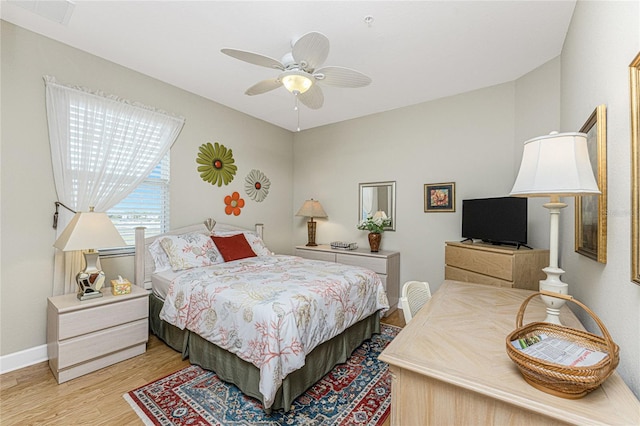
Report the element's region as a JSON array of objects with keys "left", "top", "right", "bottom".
[
  {"left": 224, "top": 191, "right": 245, "bottom": 216},
  {"left": 245, "top": 169, "right": 271, "bottom": 202},
  {"left": 196, "top": 142, "right": 237, "bottom": 186}
]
